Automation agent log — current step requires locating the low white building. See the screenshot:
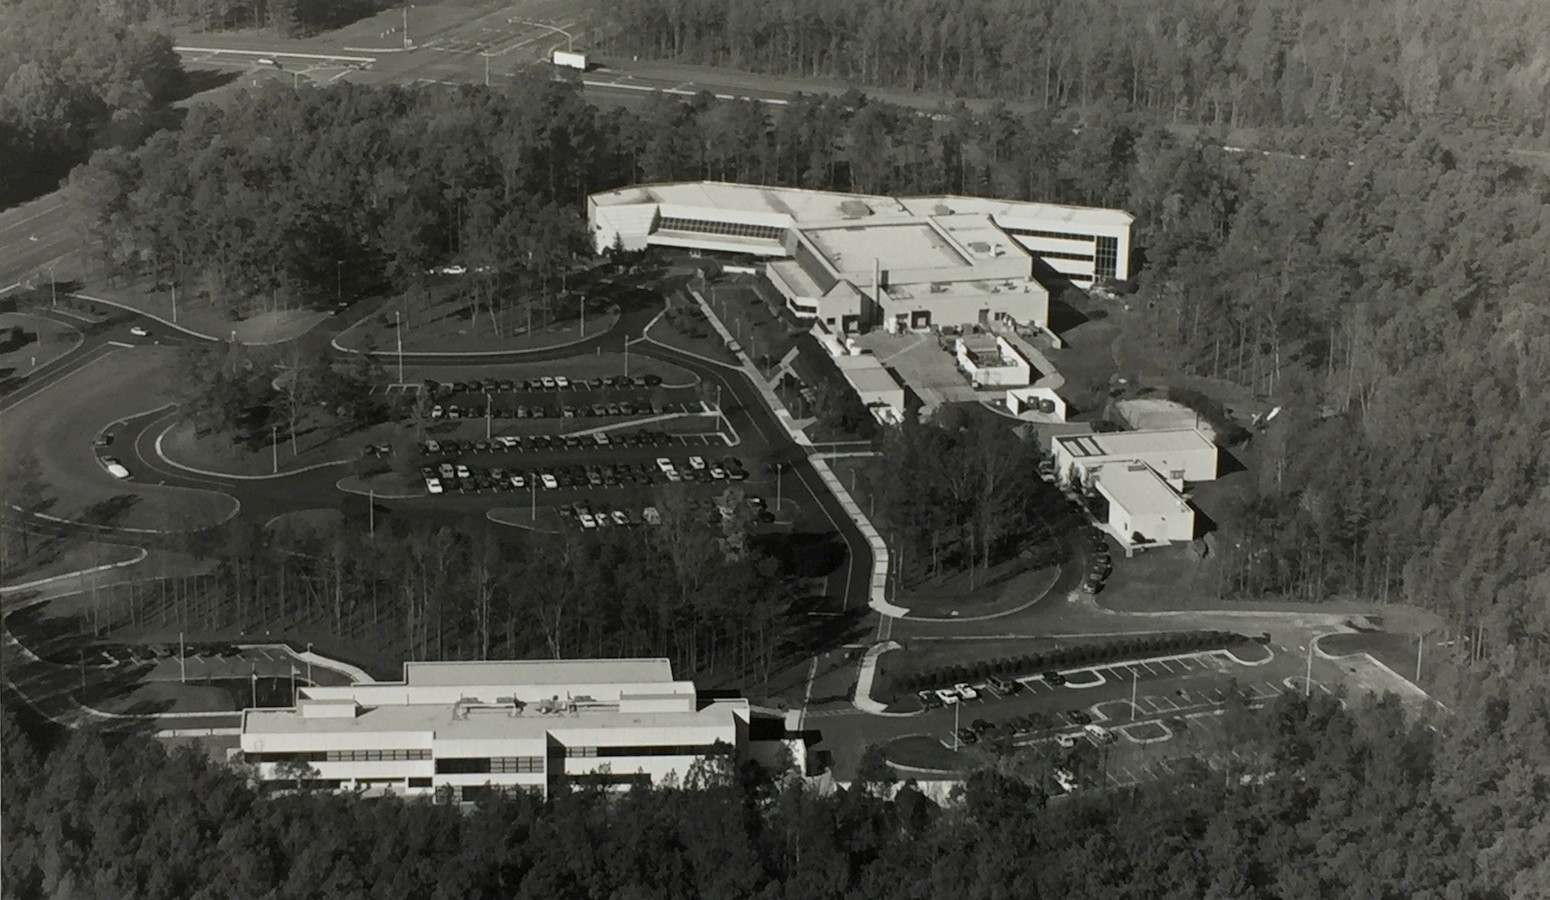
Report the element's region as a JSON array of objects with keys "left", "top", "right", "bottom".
[
  {"left": 1090, "top": 462, "right": 1196, "bottom": 546},
  {"left": 237, "top": 659, "right": 796, "bottom": 801},
  {"left": 834, "top": 353, "right": 906, "bottom": 423},
  {"left": 1051, "top": 428, "right": 1218, "bottom": 489},
  {"left": 955, "top": 334, "right": 1032, "bottom": 387}
]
